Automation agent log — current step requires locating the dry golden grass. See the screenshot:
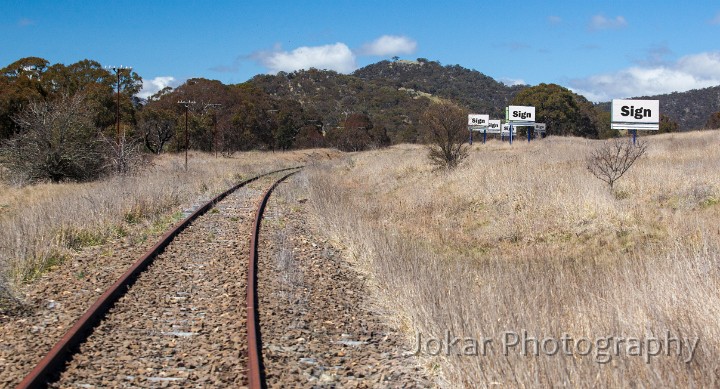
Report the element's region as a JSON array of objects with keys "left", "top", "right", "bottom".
[
  {"left": 0, "top": 150, "right": 334, "bottom": 296},
  {"left": 304, "top": 131, "right": 720, "bottom": 387}
]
